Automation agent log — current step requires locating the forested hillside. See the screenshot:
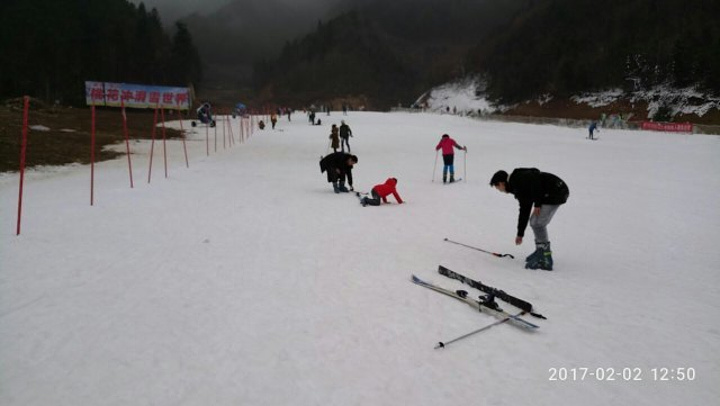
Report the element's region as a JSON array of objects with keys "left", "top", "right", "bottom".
[
  {"left": 0, "top": 0, "right": 202, "bottom": 105},
  {"left": 468, "top": 0, "right": 720, "bottom": 103},
  {"left": 253, "top": 0, "right": 526, "bottom": 108},
  {"left": 255, "top": 0, "right": 719, "bottom": 109}
]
